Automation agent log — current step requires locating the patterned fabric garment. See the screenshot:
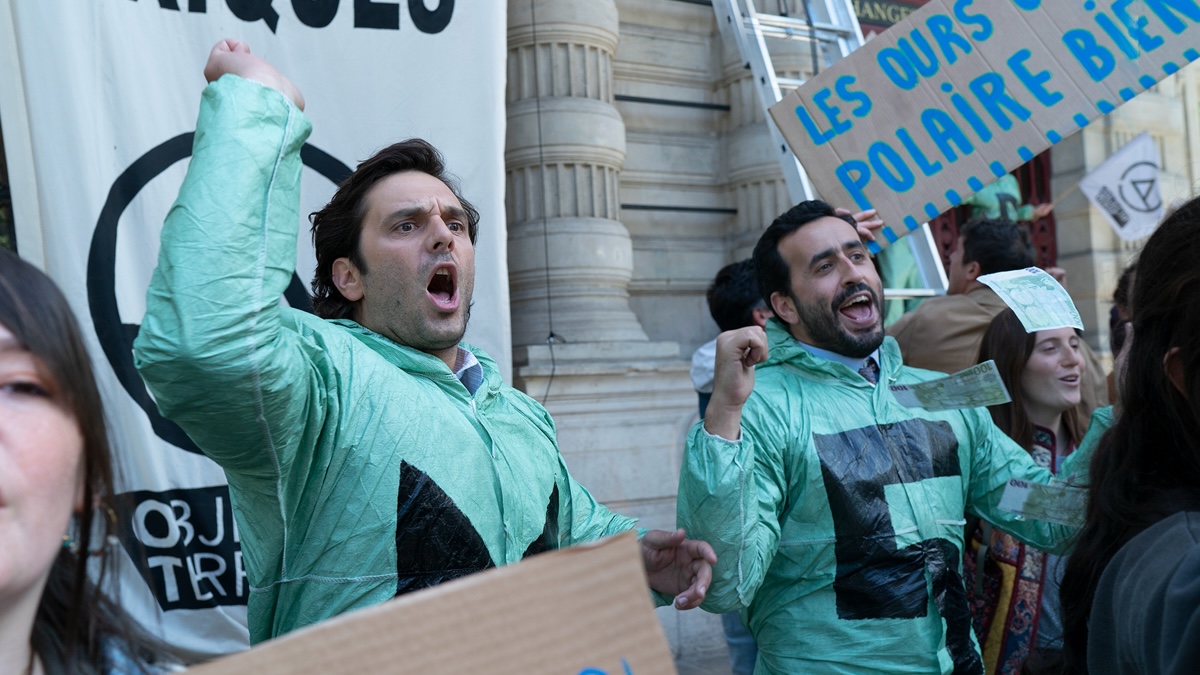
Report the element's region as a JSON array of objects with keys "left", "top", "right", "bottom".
[{"left": 963, "top": 425, "right": 1073, "bottom": 675}]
